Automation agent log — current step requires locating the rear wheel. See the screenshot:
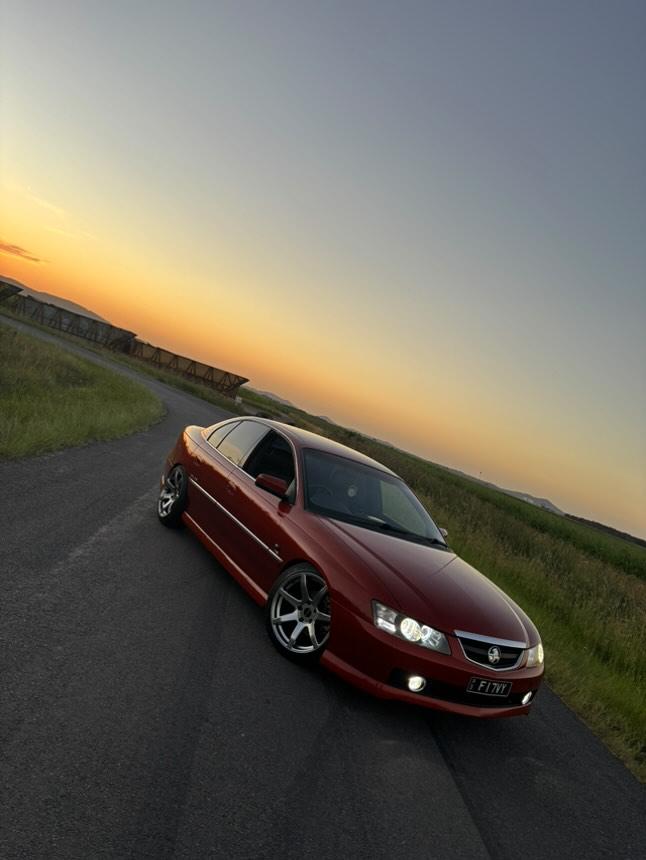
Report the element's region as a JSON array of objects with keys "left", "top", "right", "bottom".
[
  {"left": 266, "top": 564, "right": 331, "bottom": 664},
  {"left": 157, "top": 465, "right": 188, "bottom": 528}
]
